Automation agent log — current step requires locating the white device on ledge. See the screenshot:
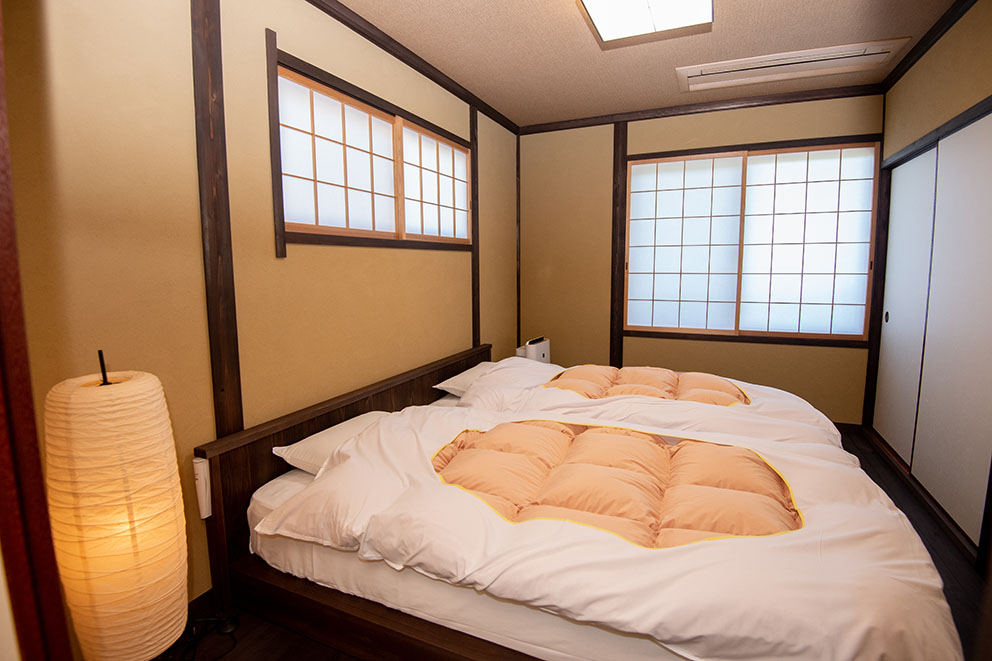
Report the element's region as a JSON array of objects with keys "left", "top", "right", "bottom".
[
  {"left": 516, "top": 336, "right": 550, "bottom": 363},
  {"left": 193, "top": 457, "right": 211, "bottom": 519}
]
